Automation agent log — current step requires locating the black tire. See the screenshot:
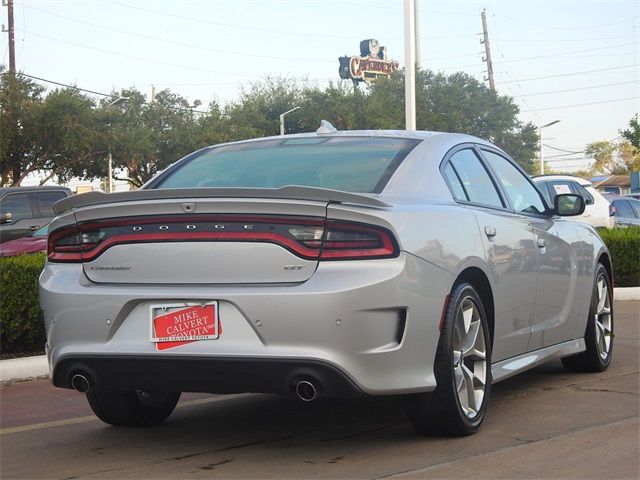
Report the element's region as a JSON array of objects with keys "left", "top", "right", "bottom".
[
  {"left": 561, "top": 263, "right": 614, "bottom": 372},
  {"left": 406, "top": 282, "right": 492, "bottom": 436},
  {"left": 86, "top": 390, "right": 181, "bottom": 427}
]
